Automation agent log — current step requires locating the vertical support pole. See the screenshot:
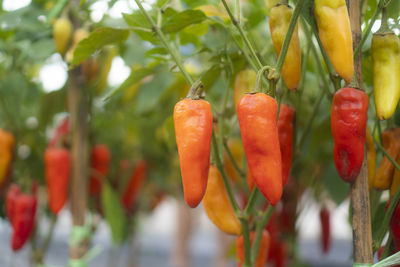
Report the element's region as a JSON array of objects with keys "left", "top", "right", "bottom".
[
  {"left": 68, "top": 67, "right": 89, "bottom": 259},
  {"left": 349, "top": 0, "right": 373, "bottom": 263}
]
